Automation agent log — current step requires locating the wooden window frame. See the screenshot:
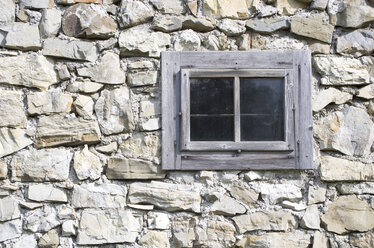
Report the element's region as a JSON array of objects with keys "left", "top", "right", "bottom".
[{"left": 161, "top": 50, "right": 313, "bottom": 170}]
